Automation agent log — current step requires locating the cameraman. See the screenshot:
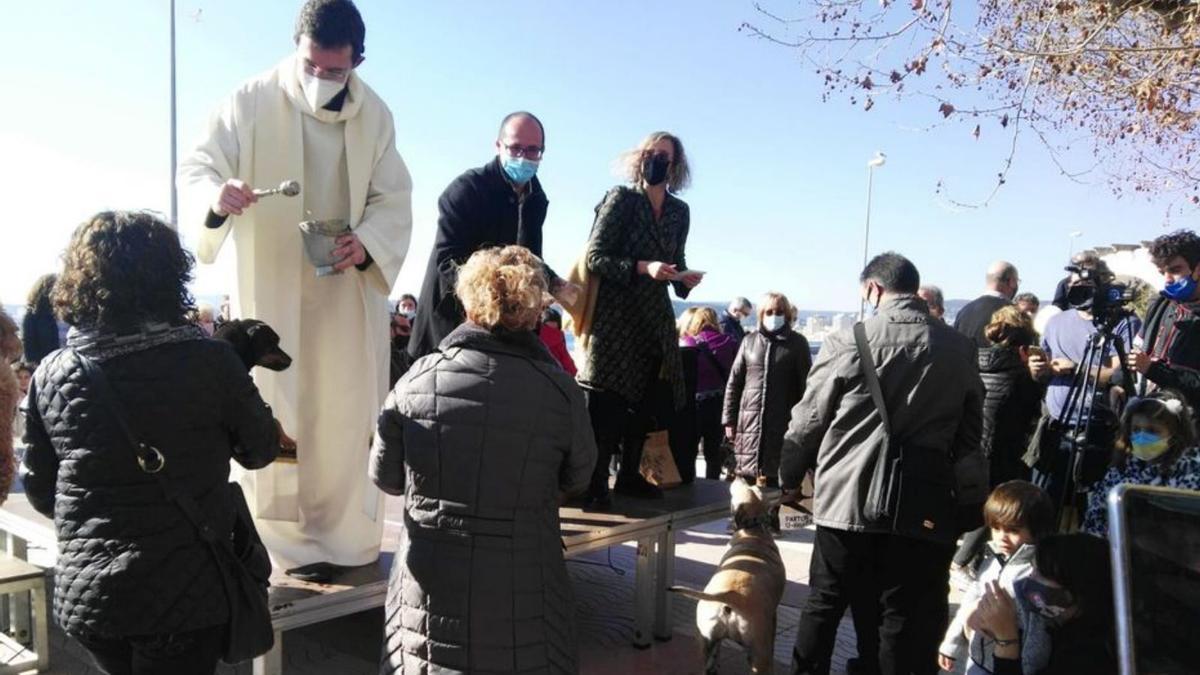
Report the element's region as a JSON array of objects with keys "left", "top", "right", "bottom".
[
  {"left": 1028, "top": 254, "right": 1140, "bottom": 517},
  {"left": 1128, "top": 230, "right": 1200, "bottom": 411}
]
